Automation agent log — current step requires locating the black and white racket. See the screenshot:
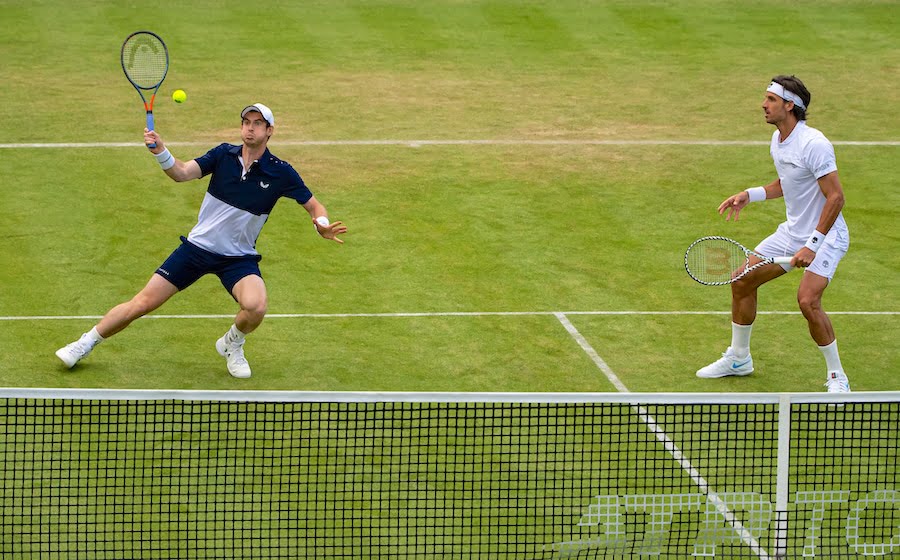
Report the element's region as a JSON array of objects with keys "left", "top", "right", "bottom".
[{"left": 685, "top": 236, "right": 792, "bottom": 286}]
